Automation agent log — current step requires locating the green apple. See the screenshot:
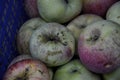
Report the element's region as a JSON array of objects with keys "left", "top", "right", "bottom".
[
  {"left": 17, "top": 18, "right": 46, "bottom": 54},
  {"left": 54, "top": 59, "right": 101, "bottom": 80},
  {"left": 37, "top": 0, "right": 82, "bottom": 23},
  {"left": 103, "top": 67, "right": 120, "bottom": 80},
  {"left": 30, "top": 23, "right": 75, "bottom": 67},
  {"left": 106, "top": 1, "right": 120, "bottom": 25}
]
